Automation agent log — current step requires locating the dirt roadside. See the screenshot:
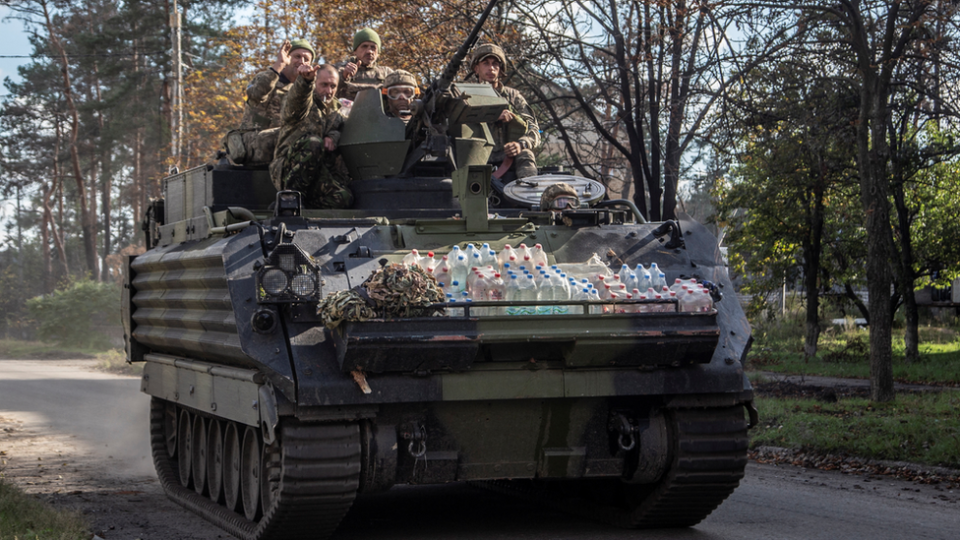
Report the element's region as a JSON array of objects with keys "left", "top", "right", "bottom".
[{"left": 0, "top": 359, "right": 232, "bottom": 540}]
